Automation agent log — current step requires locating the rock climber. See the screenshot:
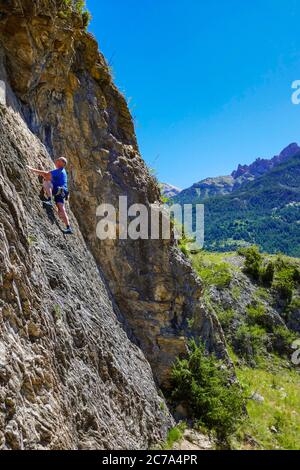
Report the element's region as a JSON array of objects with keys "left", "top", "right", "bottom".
[{"left": 27, "top": 157, "right": 73, "bottom": 235}]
